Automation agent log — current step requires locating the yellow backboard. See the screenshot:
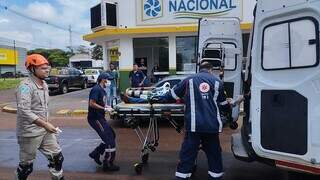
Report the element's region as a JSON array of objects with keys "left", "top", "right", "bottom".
[{"left": 0, "top": 48, "right": 18, "bottom": 65}]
